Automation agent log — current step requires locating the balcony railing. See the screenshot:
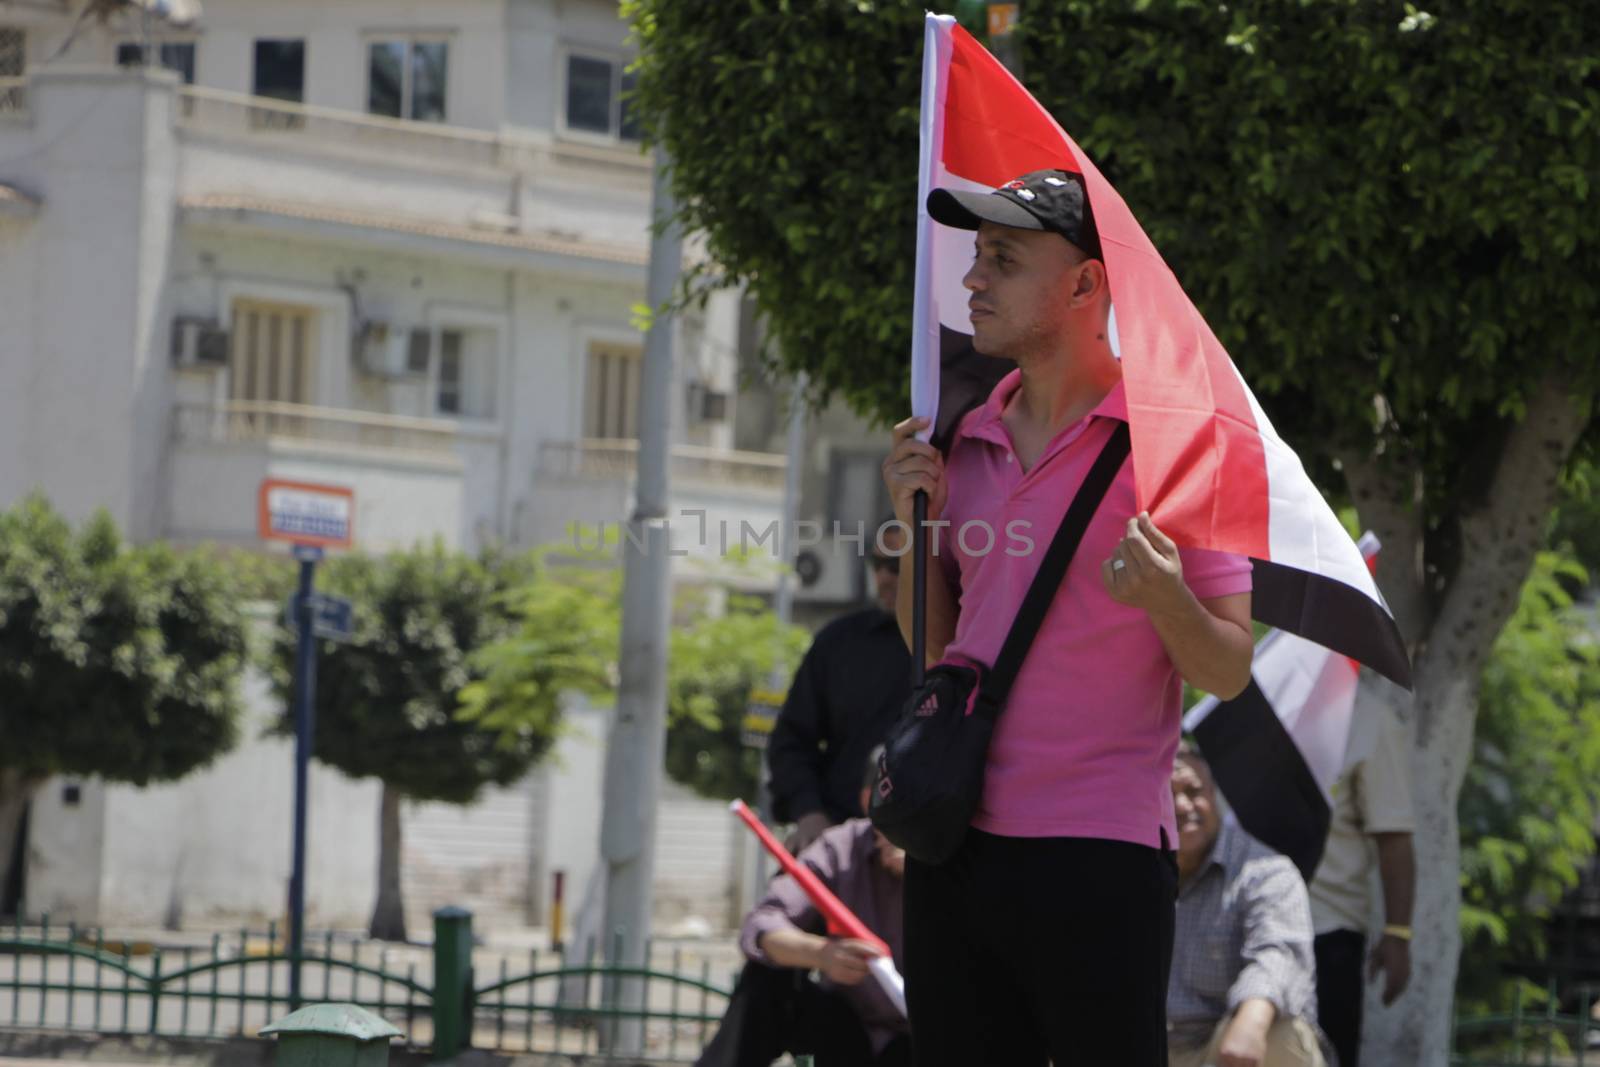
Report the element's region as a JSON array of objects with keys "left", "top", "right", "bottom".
[
  {"left": 538, "top": 439, "right": 787, "bottom": 493},
  {"left": 176, "top": 86, "right": 649, "bottom": 177},
  {"left": 172, "top": 400, "right": 462, "bottom": 459}
]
